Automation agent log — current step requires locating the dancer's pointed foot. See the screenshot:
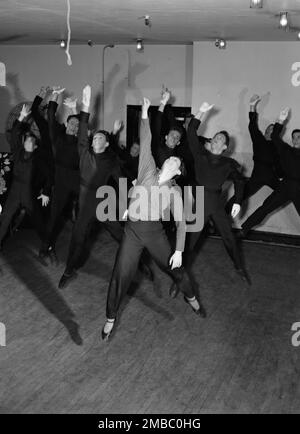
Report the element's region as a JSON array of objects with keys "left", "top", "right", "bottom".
[
  {"left": 184, "top": 295, "right": 206, "bottom": 318},
  {"left": 58, "top": 270, "right": 77, "bottom": 289},
  {"left": 101, "top": 318, "right": 115, "bottom": 341}
]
